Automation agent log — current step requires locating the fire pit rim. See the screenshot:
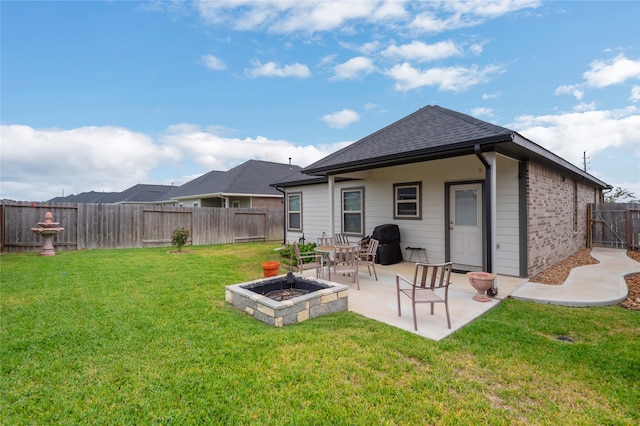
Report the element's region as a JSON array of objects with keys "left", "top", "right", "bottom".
[{"left": 226, "top": 274, "right": 349, "bottom": 310}]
